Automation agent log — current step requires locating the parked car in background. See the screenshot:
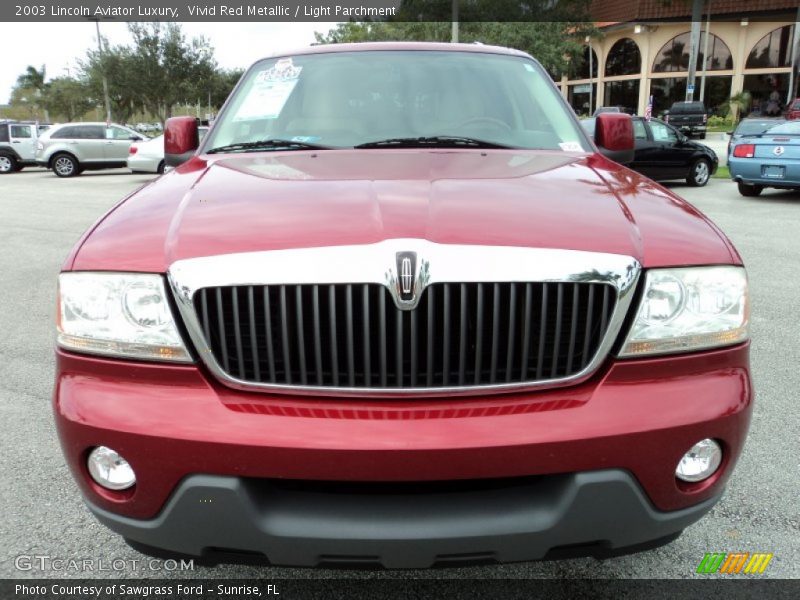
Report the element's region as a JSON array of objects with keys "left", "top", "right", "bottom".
[
  {"left": 663, "top": 101, "right": 707, "bottom": 139},
  {"left": 581, "top": 116, "right": 717, "bottom": 186},
  {"left": 36, "top": 122, "right": 146, "bottom": 177},
  {"left": 128, "top": 126, "right": 208, "bottom": 174},
  {"left": 54, "top": 43, "right": 751, "bottom": 569},
  {"left": 786, "top": 98, "right": 800, "bottom": 120},
  {"left": 729, "top": 120, "right": 800, "bottom": 196},
  {"left": 727, "top": 117, "right": 785, "bottom": 156},
  {"left": 0, "top": 120, "right": 39, "bottom": 174}
]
